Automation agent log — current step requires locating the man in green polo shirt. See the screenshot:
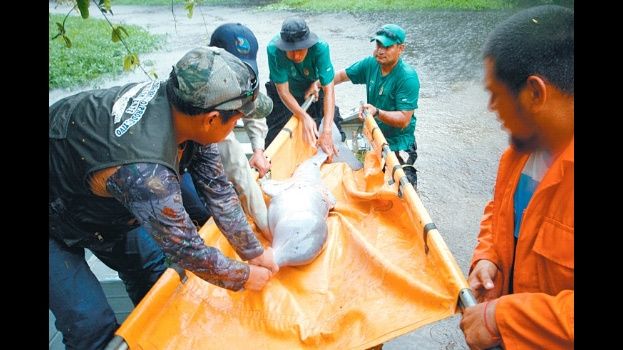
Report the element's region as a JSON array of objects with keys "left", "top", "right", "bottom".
[
  {"left": 265, "top": 16, "right": 346, "bottom": 161},
  {"left": 335, "top": 24, "right": 420, "bottom": 187}
]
